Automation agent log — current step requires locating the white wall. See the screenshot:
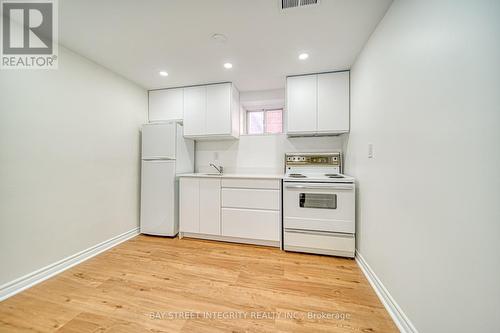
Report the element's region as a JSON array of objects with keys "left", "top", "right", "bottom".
[
  {"left": 0, "top": 47, "right": 147, "bottom": 286},
  {"left": 345, "top": 1, "right": 500, "bottom": 332},
  {"left": 196, "top": 134, "right": 345, "bottom": 174}
]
